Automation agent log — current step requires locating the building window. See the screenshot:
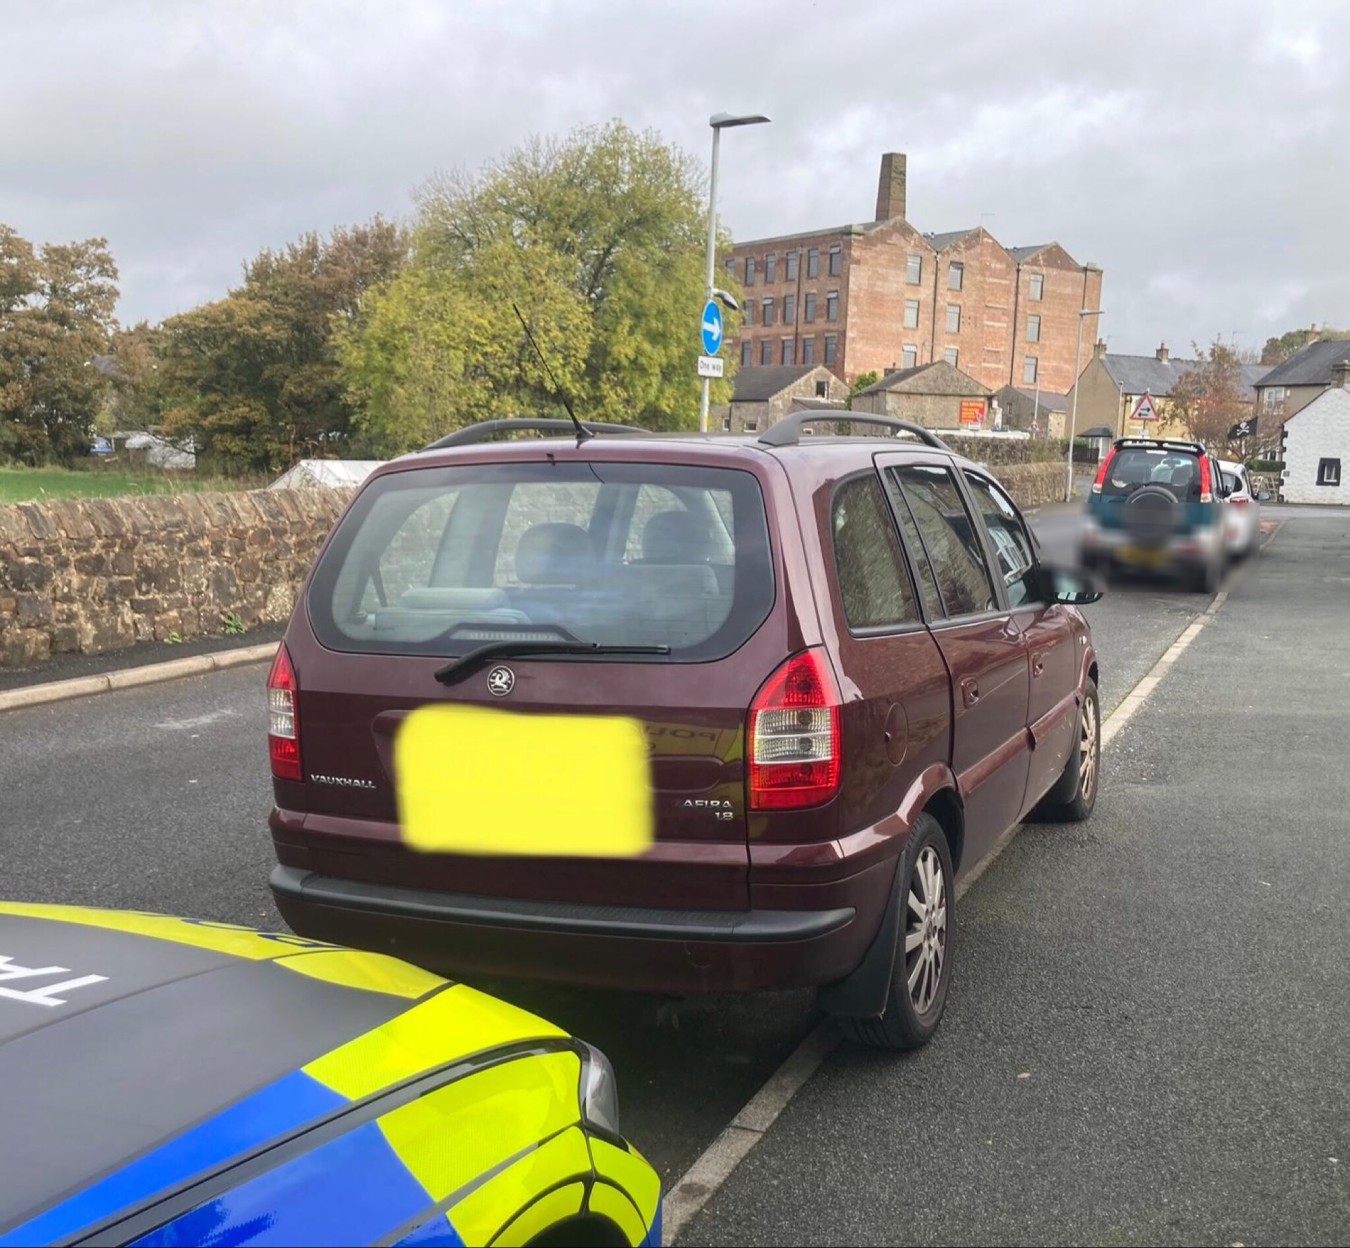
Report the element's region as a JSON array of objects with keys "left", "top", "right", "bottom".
[
  {"left": 802, "top": 336, "right": 815, "bottom": 365},
  {"left": 1027, "top": 314, "right": 1041, "bottom": 342},
  {"left": 741, "top": 340, "right": 752, "bottom": 367},
  {"left": 786, "top": 250, "right": 799, "bottom": 281},
  {"left": 944, "top": 347, "right": 959, "bottom": 367},
  {"left": 781, "top": 338, "right": 795, "bottom": 366},
  {"left": 745, "top": 256, "right": 756, "bottom": 286},
  {"left": 761, "top": 297, "right": 775, "bottom": 326},
  {"left": 725, "top": 258, "right": 737, "bottom": 278},
  {"left": 816, "top": 379, "right": 829, "bottom": 398},
  {"left": 723, "top": 415, "right": 731, "bottom": 431},
  {"left": 1029, "top": 272, "right": 1044, "bottom": 301},
  {"left": 949, "top": 262, "right": 964, "bottom": 291},
  {"left": 804, "top": 292, "right": 817, "bottom": 323},
  {"left": 826, "top": 291, "right": 839, "bottom": 322},
  {"left": 1262, "top": 386, "right": 1287, "bottom": 413},
  {"left": 744, "top": 420, "right": 758, "bottom": 433},
  {"left": 744, "top": 298, "right": 754, "bottom": 326},
  {"left": 1318, "top": 457, "right": 1342, "bottom": 486},
  {"left": 824, "top": 333, "right": 838, "bottom": 365},
  {"left": 1023, "top": 356, "right": 1038, "bottom": 384},
  {"left": 903, "top": 299, "right": 920, "bottom": 329},
  {"left": 783, "top": 294, "right": 796, "bottom": 324},
  {"left": 902, "top": 343, "right": 918, "bottom": 369},
  {"left": 907, "top": 254, "right": 923, "bottom": 285},
  {"left": 765, "top": 252, "right": 777, "bottom": 284},
  {"left": 807, "top": 247, "right": 819, "bottom": 278},
  {"left": 760, "top": 340, "right": 773, "bottom": 365},
  {"left": 946, "top": 304, "right": 961, "bottom": 334},
  {"left": 828, "top": 244, "right": 842, "bottom": 276}
]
